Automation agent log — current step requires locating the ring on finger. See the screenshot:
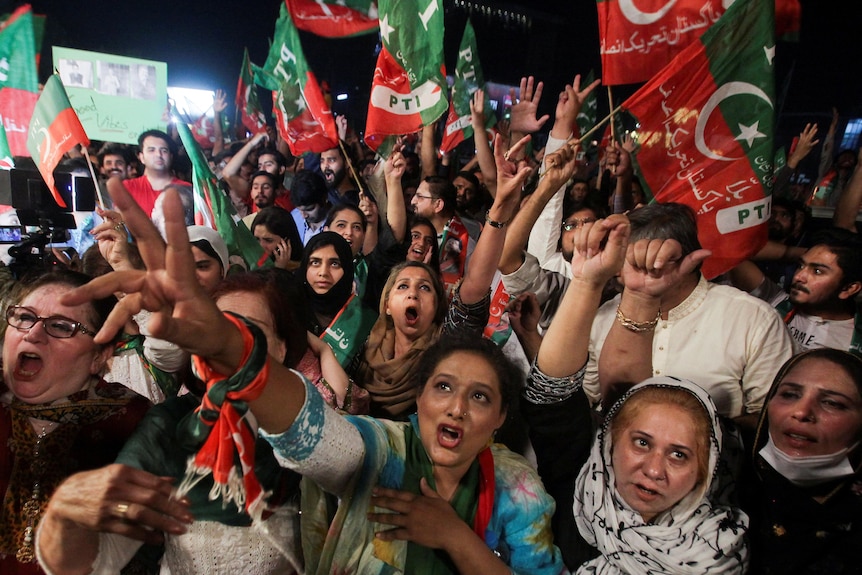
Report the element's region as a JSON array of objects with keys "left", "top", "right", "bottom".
[
  {"left": 115, "top": 502, "right": 130, "bottom": 518},
  {"left": 113, "top": 221, "right": 125, "bottom": 232}
]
